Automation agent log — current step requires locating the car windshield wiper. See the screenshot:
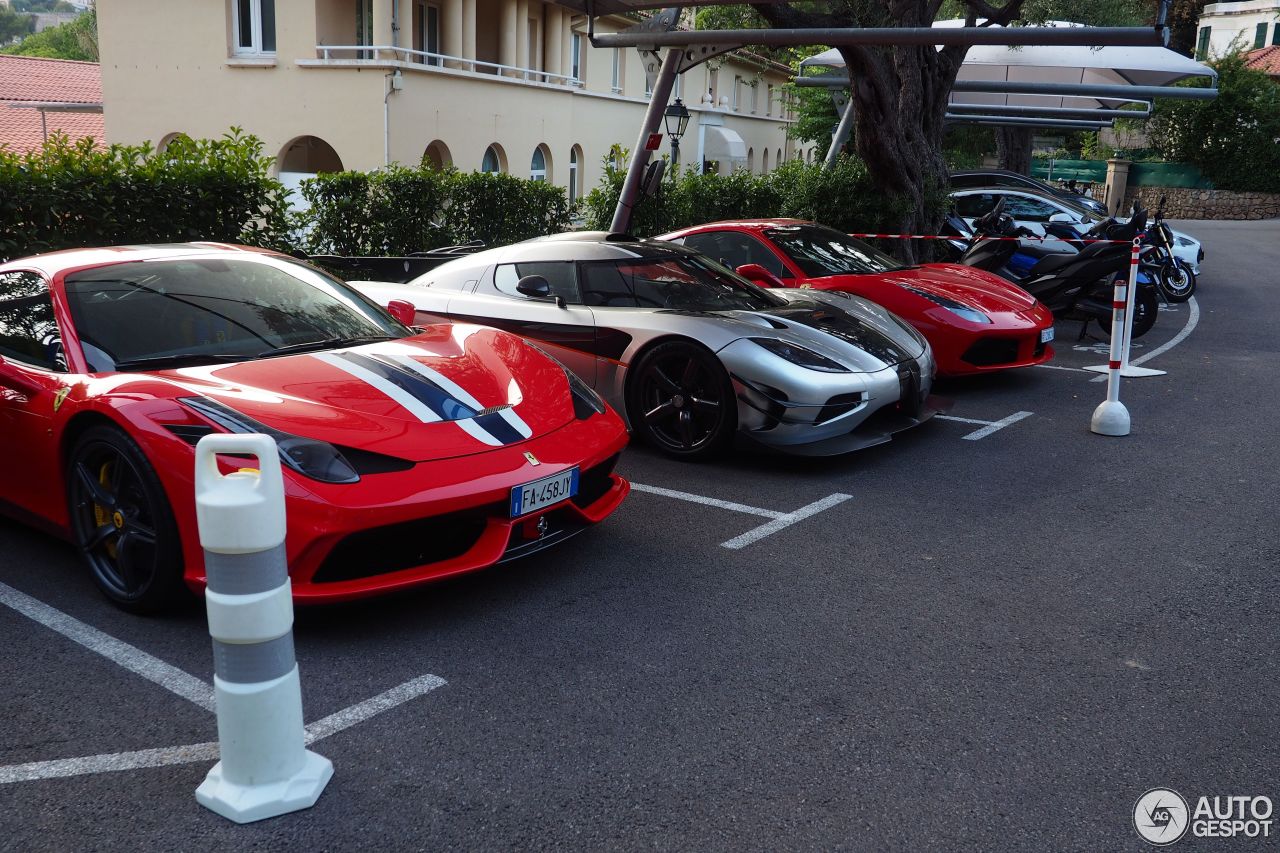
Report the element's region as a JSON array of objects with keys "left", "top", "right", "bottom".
[
  {"left": 258, "top": 334, "right": 399, "bottom": 358},
  {"left": 112, "top": 353, "right": 250, "bottom": 371}
]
